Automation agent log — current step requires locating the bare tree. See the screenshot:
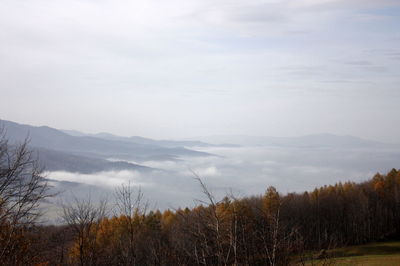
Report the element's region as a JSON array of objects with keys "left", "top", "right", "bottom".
[
  {"left": 115, "top": 182, "right": 147, "bottom": 218},
  {"left": 114, "top": 182, "right": 148, "bottom": 265},
  {"left": 192, "top": 171, "right": 230, "bottom": 266},
  {"left": 0, "top": 127, "right": 50, "bottom": 264},
  {"left": 62, "top": 196, "right": 107, "bottom": 266}
]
